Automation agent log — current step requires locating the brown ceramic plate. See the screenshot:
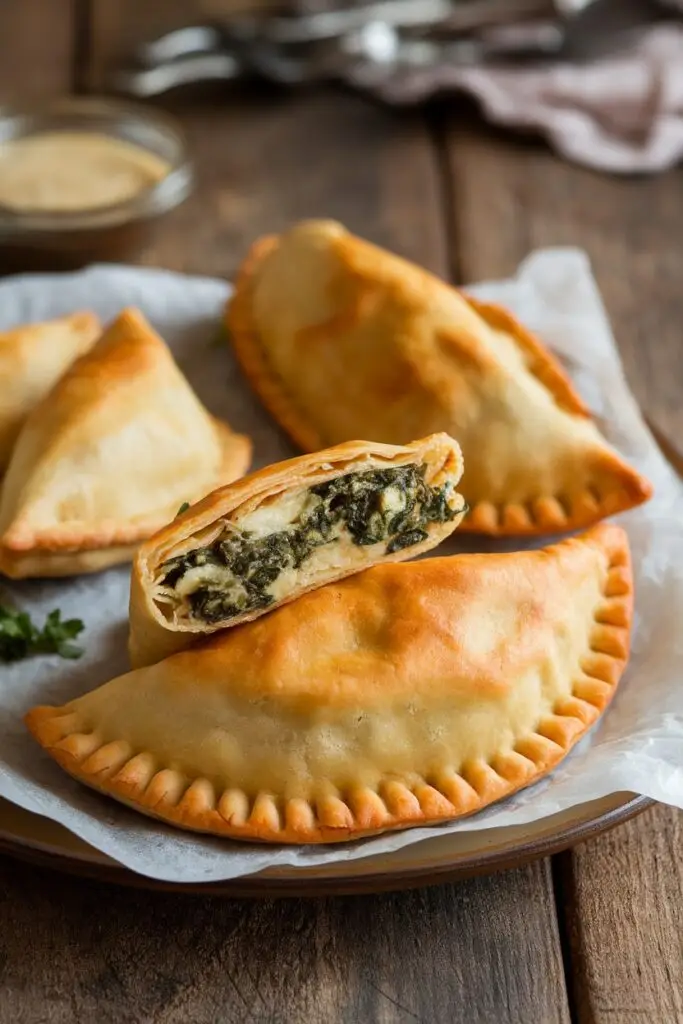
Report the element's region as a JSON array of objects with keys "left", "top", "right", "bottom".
[{"left": 0, "top": 793, "right": 652, "bottom": 896}]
